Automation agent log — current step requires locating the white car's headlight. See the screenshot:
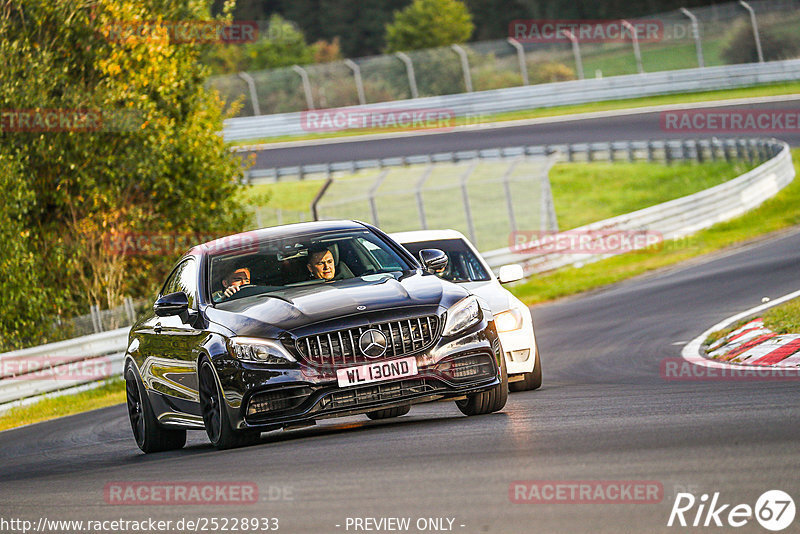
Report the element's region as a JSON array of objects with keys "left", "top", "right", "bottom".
[
  {"left": 495, "top": 308, "right": 524, "bottom": 333},
  {"left": 443, "top": 296, "right": 482, "bottom": 336},
  {"left": 228, "top": 337, "right": 297, "bottom": 364}
]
